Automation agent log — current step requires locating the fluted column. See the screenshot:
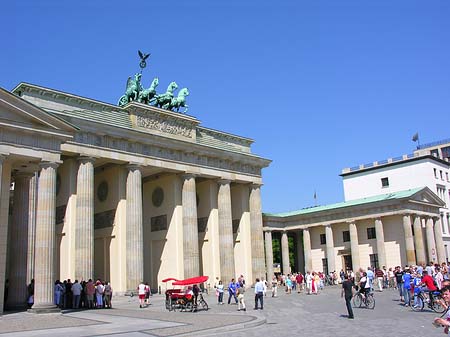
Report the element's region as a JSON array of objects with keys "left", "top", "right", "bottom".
[
  {"left": 249, "top": 184, "right": 265, "bottom": 279},
  {"left": 33, "top": 162, "right": 59, "bottom": 311},
  {"left": 264, "top": 231, "right": 274, "bottom": 282},
  {"left": 27, "top": 173, "right": 38, "bottom": 285},
  {"left": 434, "top": 216, "right": 446, "bottom": 264},
  {"left": 0, "top": 156, "right": 11, "bottom": 315},
  {"left": 303, "top": 228, "right": 312, "bottom": 272},
  {"left": 126, "top": 165, "right": 143, "bottom": 291},
  {"left": 182, "top": 174, "right": 199, "bottom": 278},
  {"left": 426, "top": 217, "right": 437, "bottom": 263},
  {"left": 374, "top": 218, "right": 387, "bottom": 268},
  {"left": 296, "top": 231, "right": 305, "bottom": 274},
  {"left": 402, "top": 214, "right": 416, "bottom": 266},
  {"left": 7, "top": 173, "right": 32, "bottom": 308},
  {"left": 348, "top": 222, "right": 360, "bottom": 272},
  {"left": 281, "top": 231, "right": 290, "bottom": 274},
  {"left": 217, "top": 180, "right": 235, "bottom": 284},
  {"left": 74, "top": 157, "right": 95, "bottom": 280},
  {"left": 325, "top": 225, "right": 335, "bottom": 273},
  {"left": 413, "top": 215, "right": 426, "bottom": 265}
]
